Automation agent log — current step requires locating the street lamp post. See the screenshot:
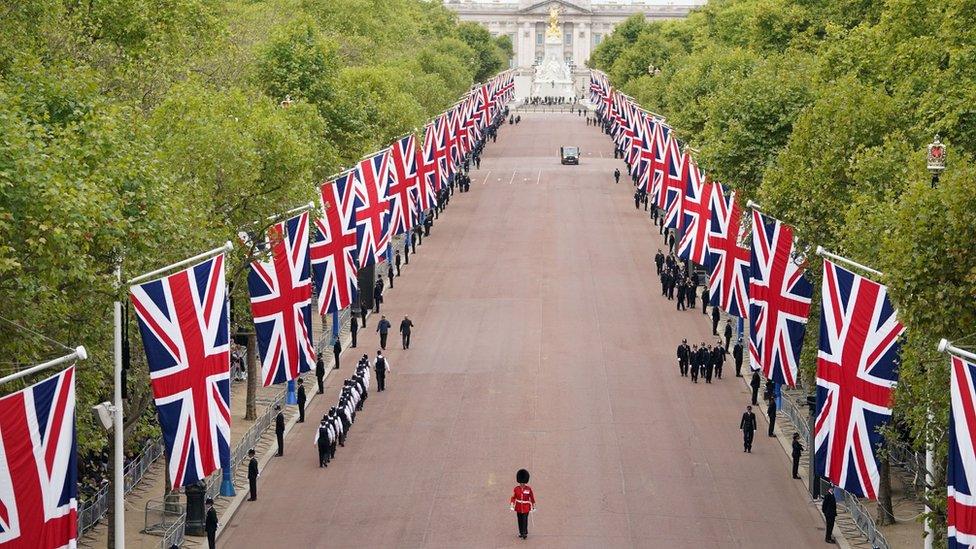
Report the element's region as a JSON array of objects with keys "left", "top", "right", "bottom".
[{"left": 927, "top": 134, "right": 946, "bottom": 188}]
